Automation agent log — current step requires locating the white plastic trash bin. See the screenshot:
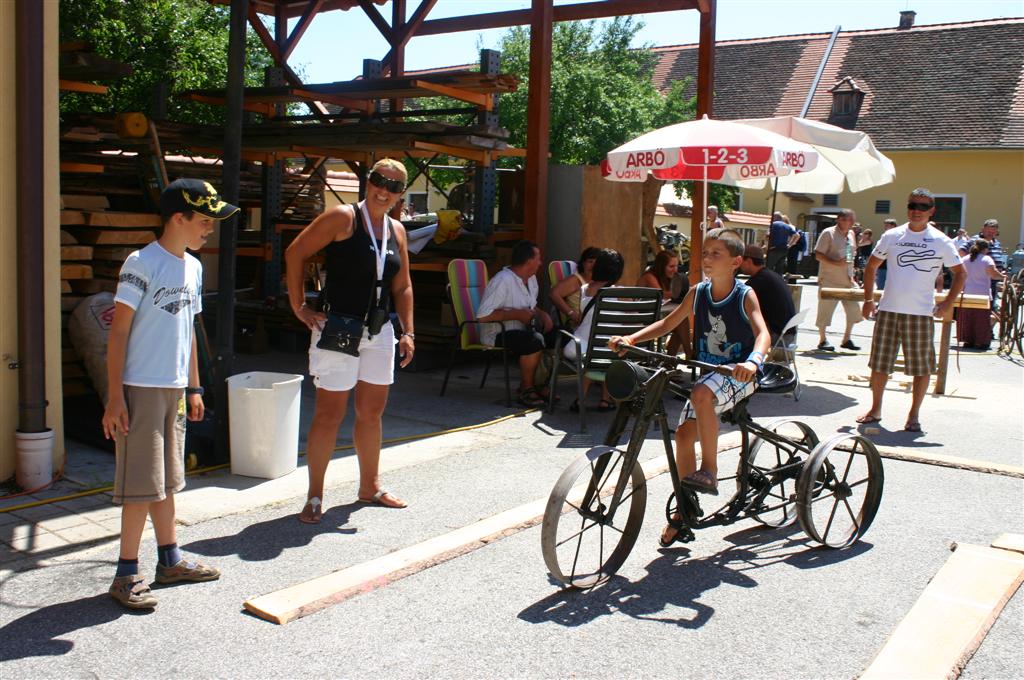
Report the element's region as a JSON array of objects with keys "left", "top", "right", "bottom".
[{"left": 227, "top": 372, "right": 304, "bottom": 479}]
